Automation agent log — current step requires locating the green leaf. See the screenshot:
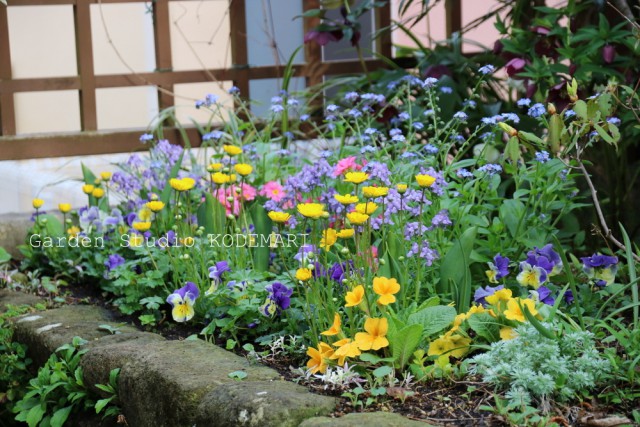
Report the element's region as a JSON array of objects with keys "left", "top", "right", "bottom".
[
  {"left": 438, "top": 227, "right": 477, "bottom": 310},
  {"left": 372, "top": 365, "right": 393, "bottom": 378},
  {"left": 522, "top": 304, "right": 556, "bottom": 340},
  {"left": 50, "top": 406, "right": 72, "bottom": 427},
  {"left": 573, "top": 100, "right": 587, "bottom": 120},
  {"left": 389, "top": 323, "right": 423, "bottom": 369},
  {"left": 26, "top": 404, "right": 45, "bottom": 427},
  {"left": 228, "top": 370, "right": 247, "bottom": 380},
  {"left": 467, "top": 312, "right": 500, "bottom": 342},
  {"left": 0, "top": 246, "right": 10, "bottom": 264},
  {"left": 407, "top": 305, "right": 456, "bottom": 337},
  {"left": 594, "top": 124, "right": 616, "bottom": 145},
  {"left": 197, "top": 192, "right": 226, "bottom": 236},
  {"left": 250, "top": 201, "right": 272, "bottom": 272},
  {"left": 504, "top": 136, "right": 521, "bottom": 164},
  {"left": 359, "top": 353, "right": 395, "bottom": 364},
  {"left": 499, "top": 200, "right": 525, "bottom": 239},
  {"left": 95, "top": 397, "right": 114, "bottom": 414}
]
